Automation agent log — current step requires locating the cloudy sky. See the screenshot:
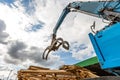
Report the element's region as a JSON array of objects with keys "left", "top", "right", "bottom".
[{"left": 0, "top": 0, "right": 108, "bottom": 78}]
